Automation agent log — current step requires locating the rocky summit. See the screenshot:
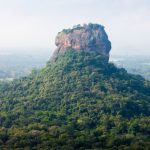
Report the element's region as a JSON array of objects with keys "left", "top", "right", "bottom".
[
  {"left": 51, "top": 23, "right": 111, "bottom": 62},
  {"left": 0, "top": 23, "right": 150, "bottom": 150}
]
